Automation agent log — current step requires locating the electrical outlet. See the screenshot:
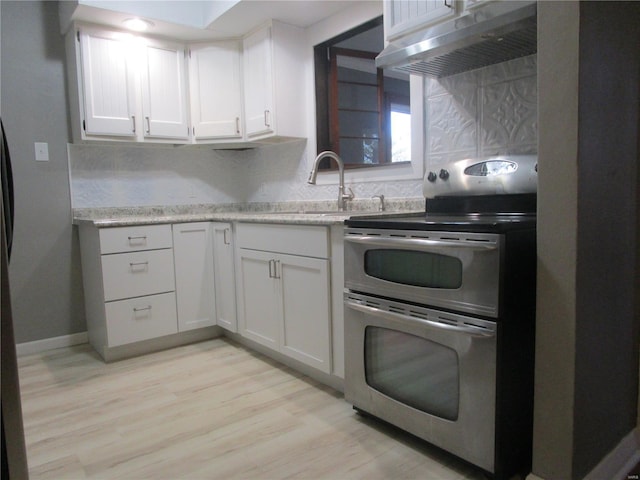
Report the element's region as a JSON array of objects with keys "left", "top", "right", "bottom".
[{"left": 34, "top": 142, "right": 49, "bottom": 161}]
